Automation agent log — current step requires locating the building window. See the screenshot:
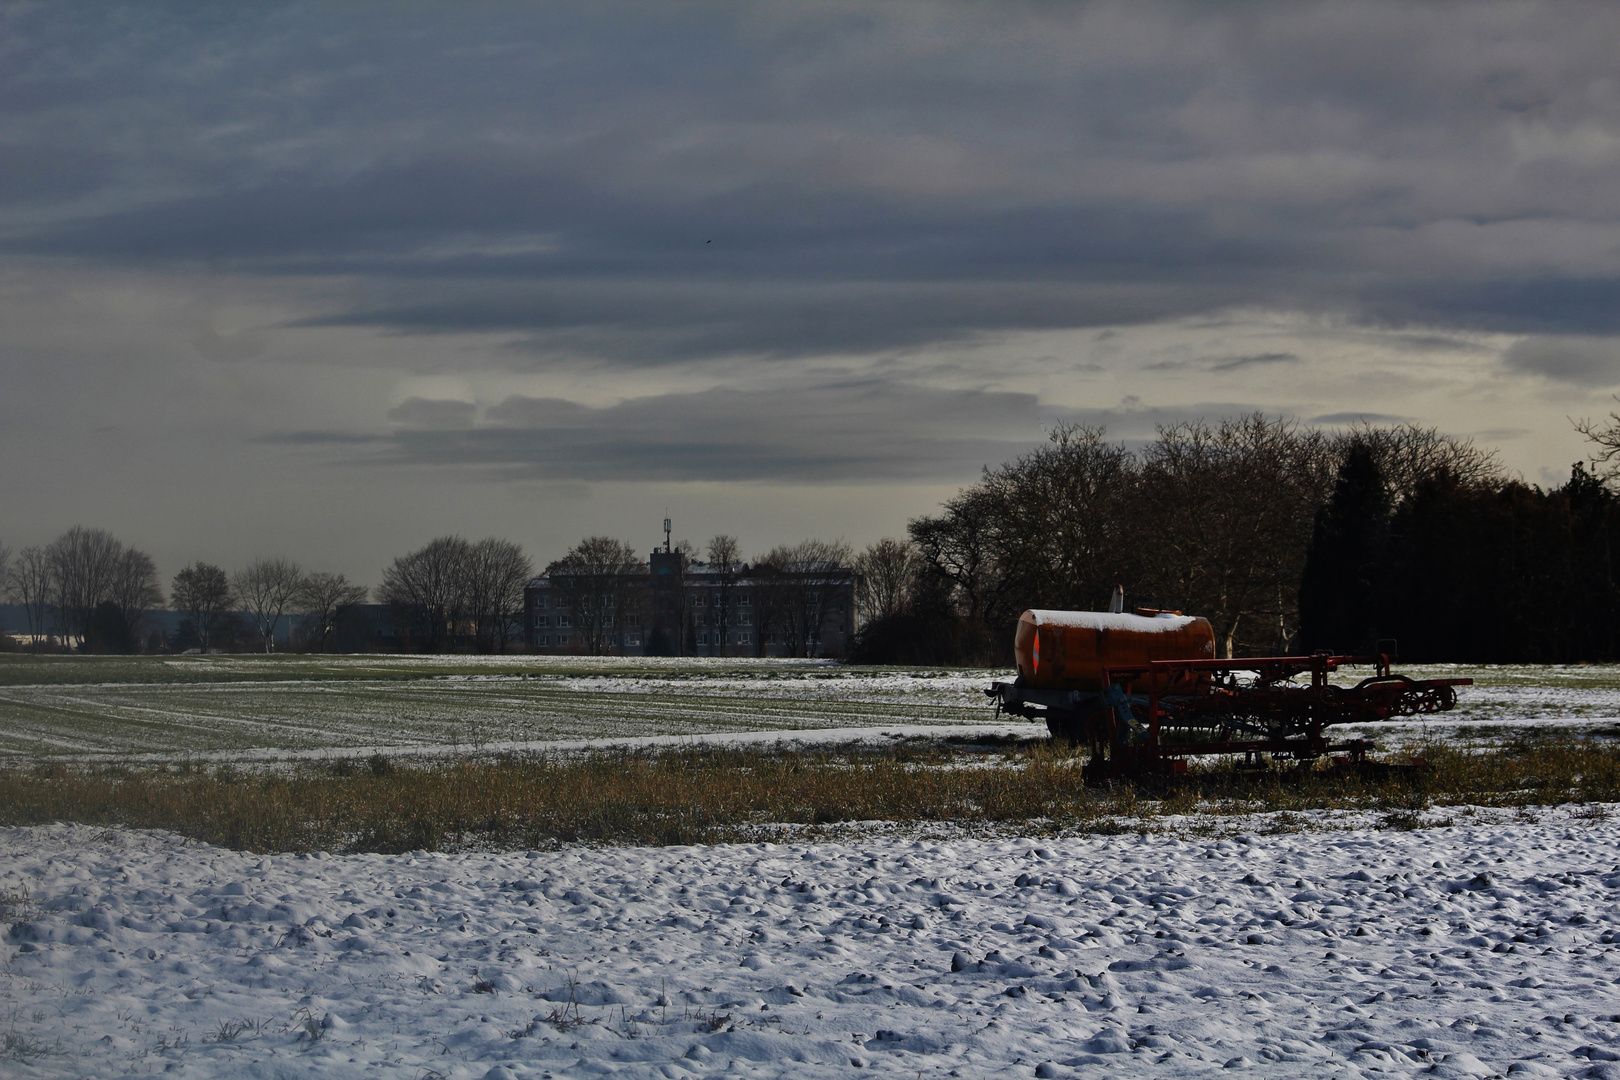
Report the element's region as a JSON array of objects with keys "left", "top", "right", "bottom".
[
  {"left": 698, "top": 632, "right": 709, "bottom": 646},
  {"left": 536, "top": 635, "right": 549, "bottom": 646},
  {"left": 537, "top": 595, "right": 550, "bottom": 609},
  {"left": 739, "top": 632, "right": 751, "bottom": 644},
  {"left": 557, "top": 634, "right": 569, "bottom": 646},
  {"left": 738, "top": 592, "right": 750, "bottom": 606},
  {"left": 557, "top": 615, "right": 571, "bottom": 628},
  {"left": 739, "top": 612, "right": 751, "bottom": 626},
  {"left": 534, "top": 615, "right": 549, "bottom": 628},
  {"left": 627, "top": 613, "right": 639, "bottom": 627},
  {"left": 604, "top": 615, "right": 614, "bottom": 627},
  {"left": 625, "top": 634, "right": 640, "bottom": 646}
]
